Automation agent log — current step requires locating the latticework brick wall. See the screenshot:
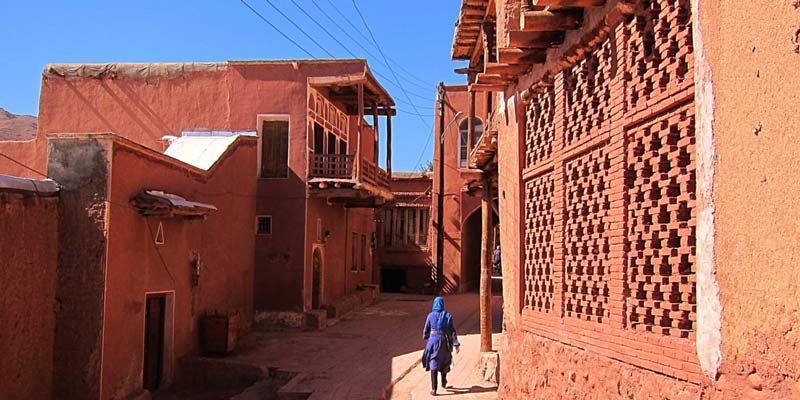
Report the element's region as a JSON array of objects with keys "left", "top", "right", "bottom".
[{"left": 519, "top": 0, "right": 699, "bottom": 382}]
